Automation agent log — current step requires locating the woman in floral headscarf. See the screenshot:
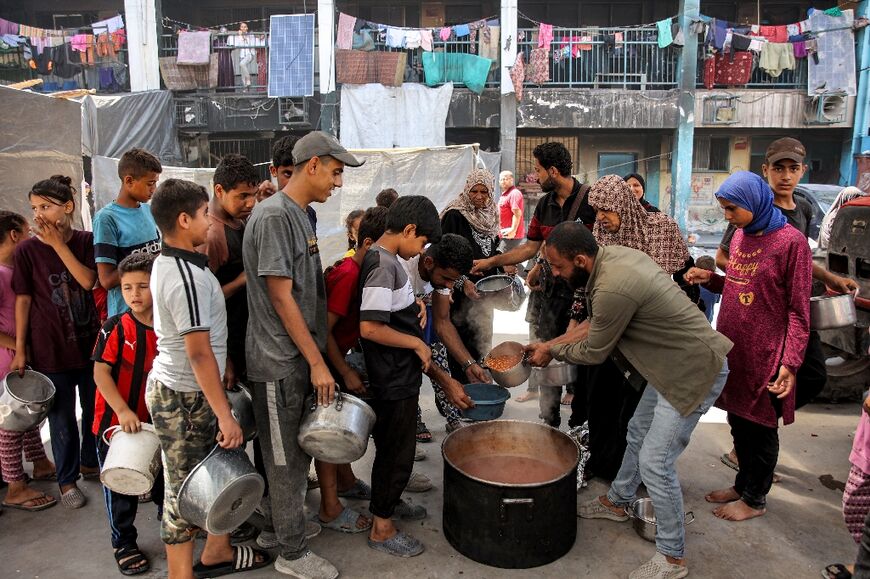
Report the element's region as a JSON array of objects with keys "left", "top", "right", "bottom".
[
  {"left": 440, "top": 168, "right": 503, "bottom": 380},
  {"left": 579, "top": 175, "right": 695, "bottom": 480}
]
